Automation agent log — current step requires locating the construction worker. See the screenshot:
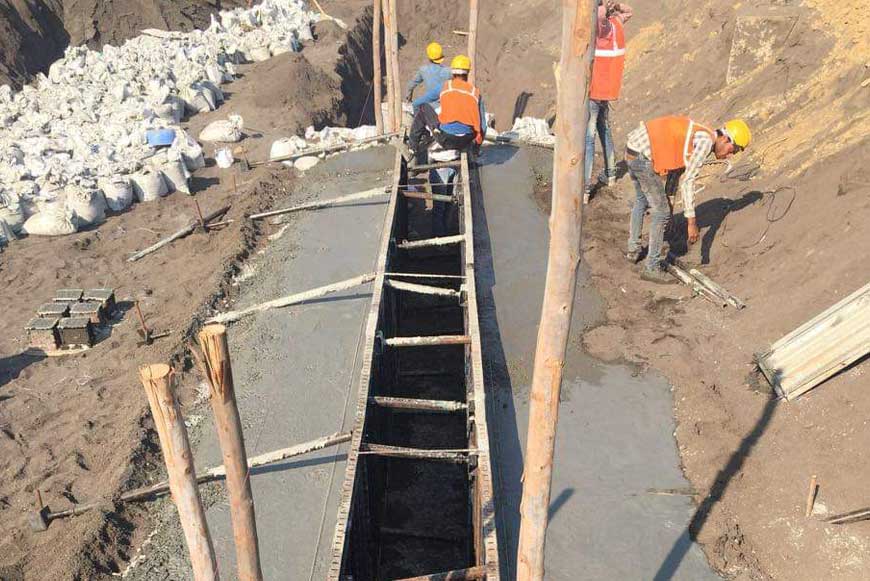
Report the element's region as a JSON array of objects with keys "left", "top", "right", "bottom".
[
  {"left": 625, "top": 116, "right": 751, "bottom": 283},
  {"left": 405, "top": 42, "right": 453, "bottom": 110},
  {"left": 585, "top": 0, "right": 633, "bottom": 203},
  {"left": 437, "top": 54, "right": 486, "bottom": 149}
]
